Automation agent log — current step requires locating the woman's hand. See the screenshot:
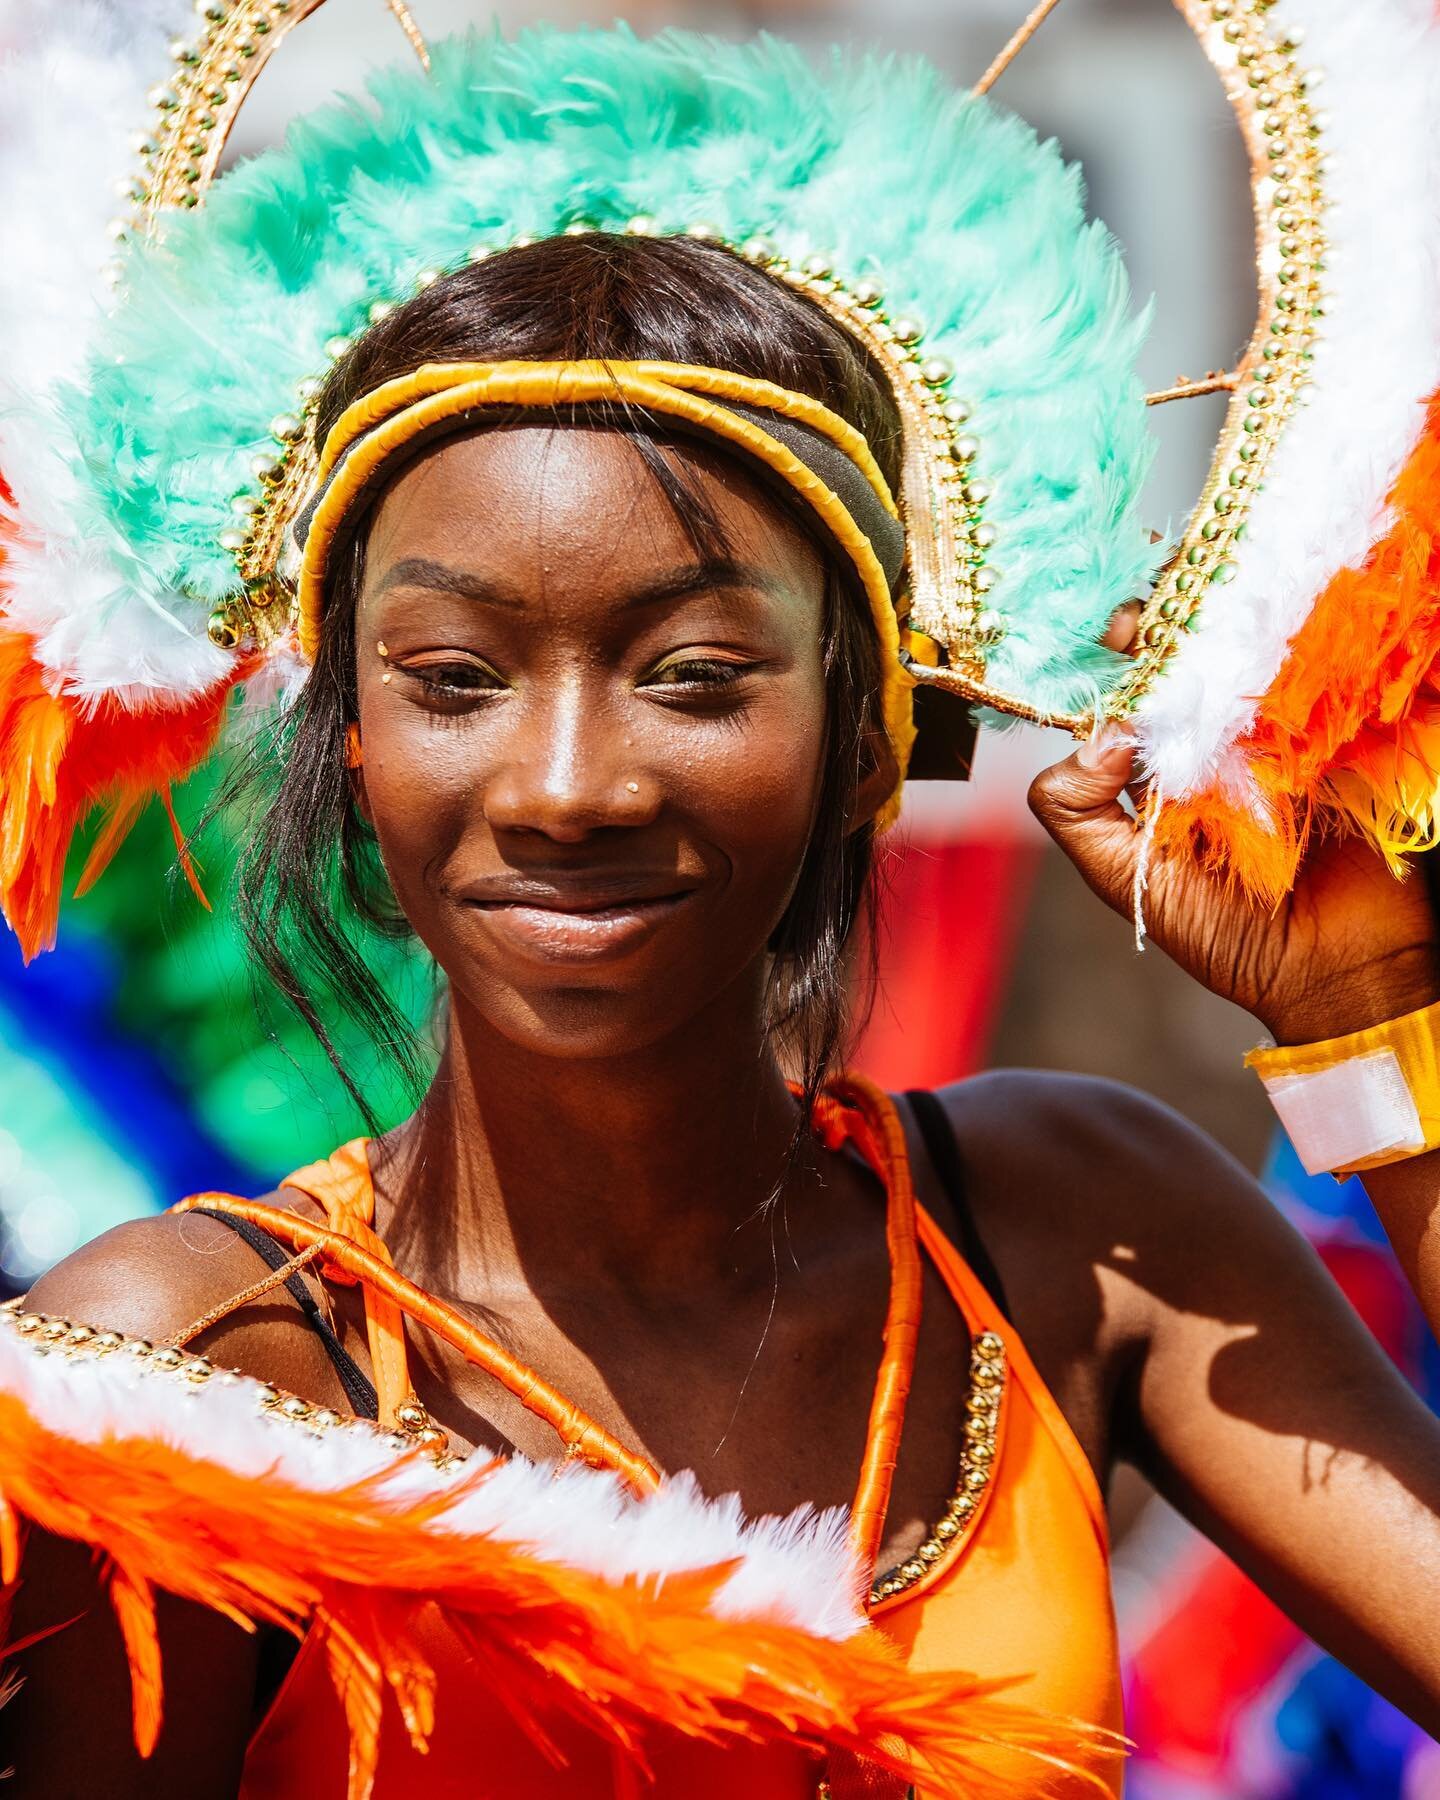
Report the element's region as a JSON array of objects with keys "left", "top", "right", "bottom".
[{"left": 1028, "top": 729, "right": 1440, "bottom": 1045}]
